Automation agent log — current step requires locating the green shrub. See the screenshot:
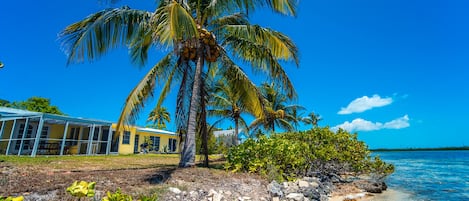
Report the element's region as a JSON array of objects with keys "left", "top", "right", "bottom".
[
  {"left": 66, "top": 181, "right": 96, "bottom": 198},
  {"left": 225, "top": 127, "right": 394, "bottom": 181},
  {"left": 102, "top": 189, "right": 133, "bottom": 201},
  {"left": 0, "top": 196, "right": 24, "bottom": 201}
]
